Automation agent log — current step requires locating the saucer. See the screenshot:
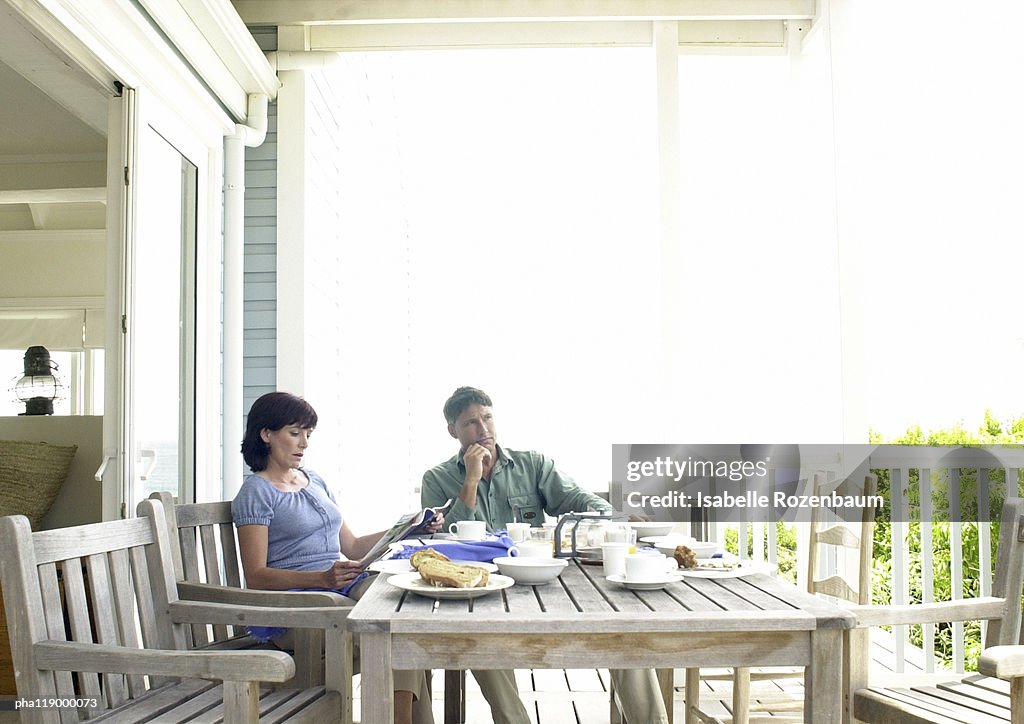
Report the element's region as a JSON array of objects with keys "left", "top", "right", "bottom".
[{"left": 606, "top": 572, "right": 683, "bottom": 591}]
